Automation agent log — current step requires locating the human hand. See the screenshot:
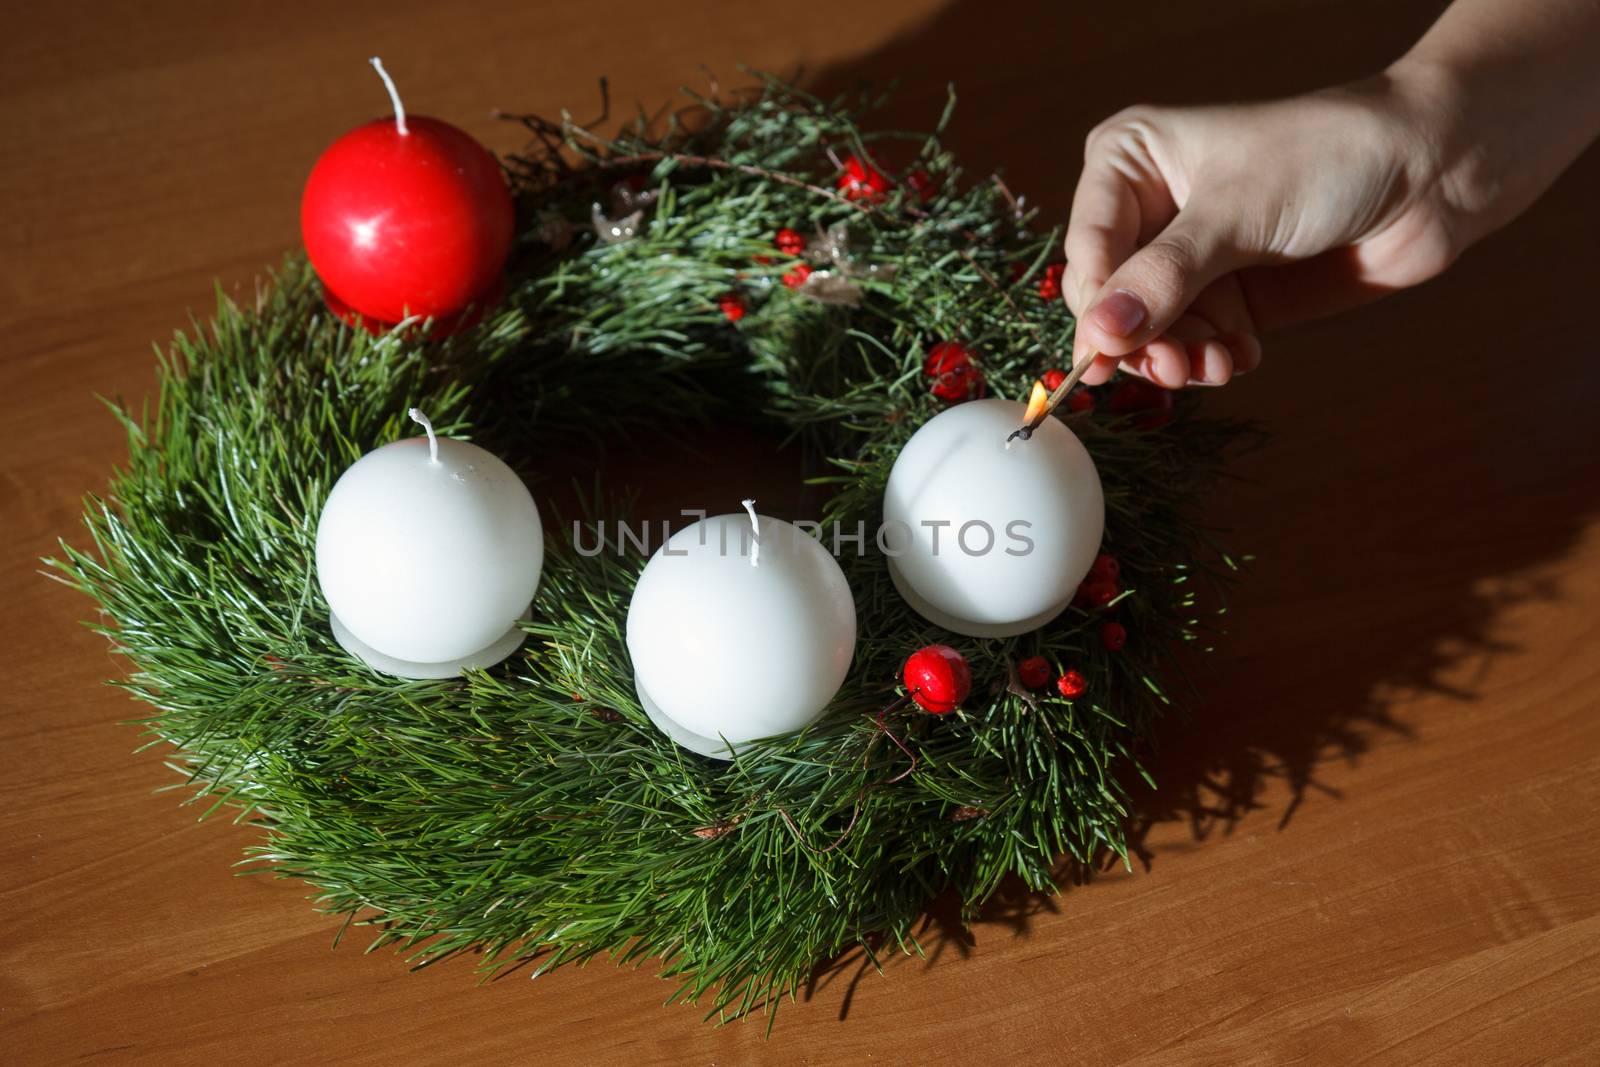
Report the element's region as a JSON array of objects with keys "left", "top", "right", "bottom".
[{"left": 1064, "top": 69, "right": 1469, "bottom": 388}]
